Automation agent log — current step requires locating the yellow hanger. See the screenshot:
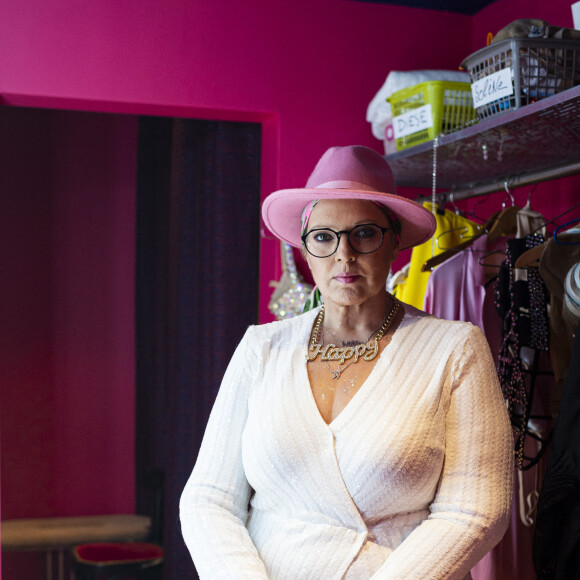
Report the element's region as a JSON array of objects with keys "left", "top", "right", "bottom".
[{"left": 421, "top": 210, "right": 501, "bottom": 272}]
